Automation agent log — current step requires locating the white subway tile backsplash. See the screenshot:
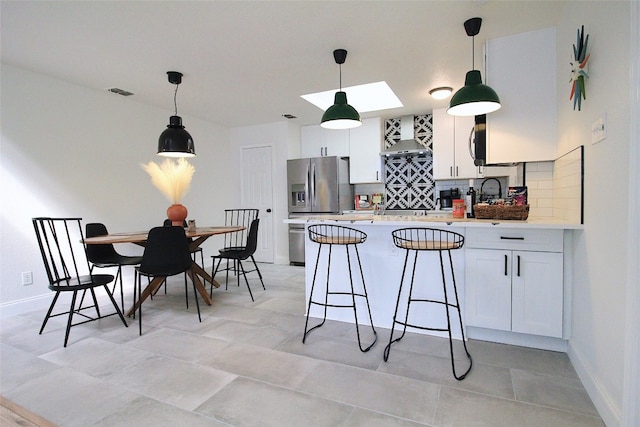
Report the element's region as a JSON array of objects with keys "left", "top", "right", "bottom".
[
  {"left": 526, "top": 170, "right": 553, "bottom": 181},
  {"left": 537, "top": 180, "right": 553, "bottom": 190}
]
